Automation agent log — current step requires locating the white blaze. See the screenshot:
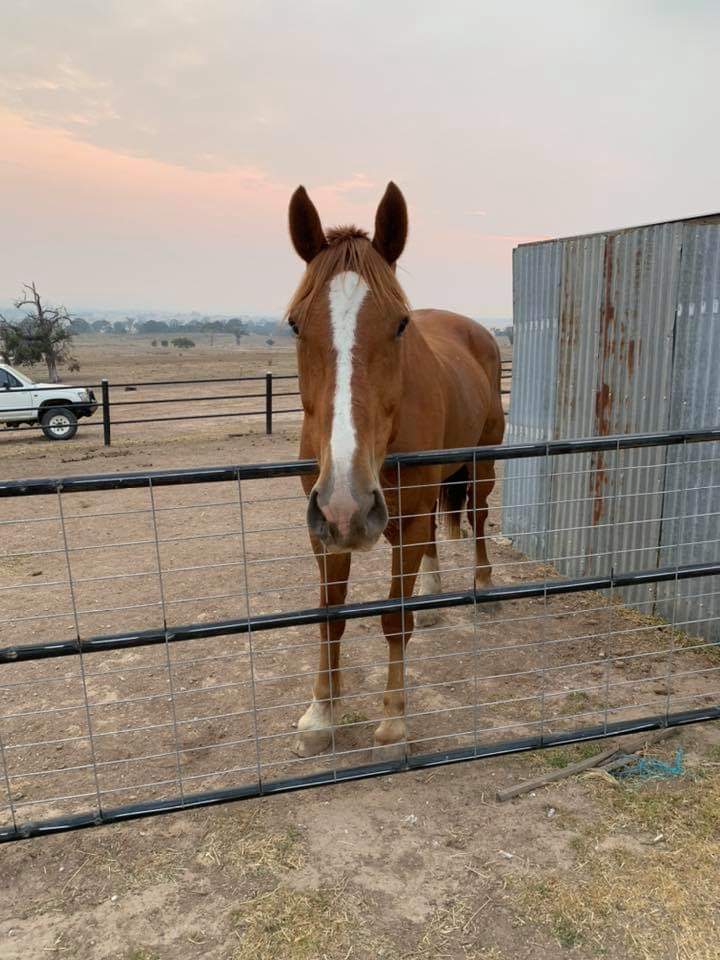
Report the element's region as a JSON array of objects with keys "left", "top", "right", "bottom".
[{"left": 328, "top": 271, "right": 368, "bottom": 491}]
